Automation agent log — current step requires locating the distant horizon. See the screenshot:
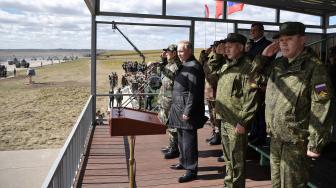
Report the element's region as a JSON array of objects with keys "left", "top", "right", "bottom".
[{"left": 0, "top": 48, "right": 203, "bottom": 51}]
